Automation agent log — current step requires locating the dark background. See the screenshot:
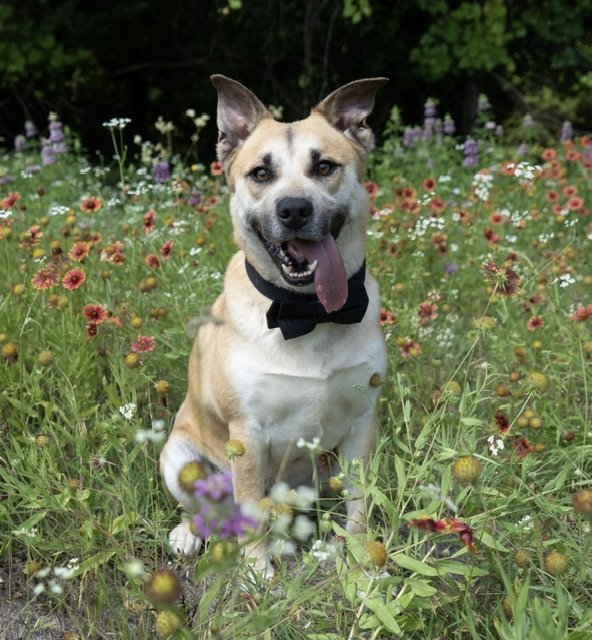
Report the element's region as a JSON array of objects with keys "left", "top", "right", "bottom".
[{"left": 1, "top": 0, "right": 591, "bottom": 161}]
